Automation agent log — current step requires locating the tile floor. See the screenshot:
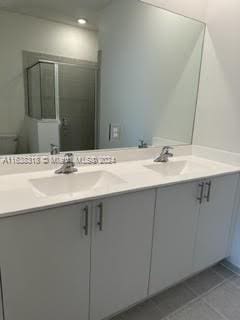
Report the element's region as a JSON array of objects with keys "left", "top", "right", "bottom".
[{"left": 111, "top": 262, "right": 240, "bottom": 320}]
